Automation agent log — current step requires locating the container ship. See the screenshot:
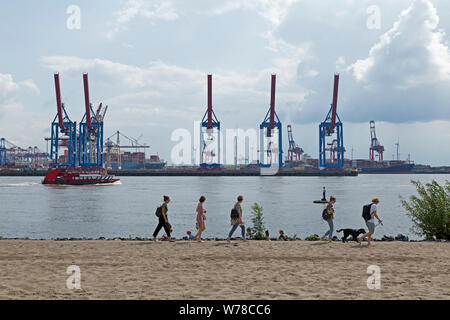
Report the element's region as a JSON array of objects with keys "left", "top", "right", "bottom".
[
  {"left": 107, "top": 152, "right": 166, "bottom": 170},
  {"left": 347, "top": 159, "right": 415, "bottom": 174}
]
